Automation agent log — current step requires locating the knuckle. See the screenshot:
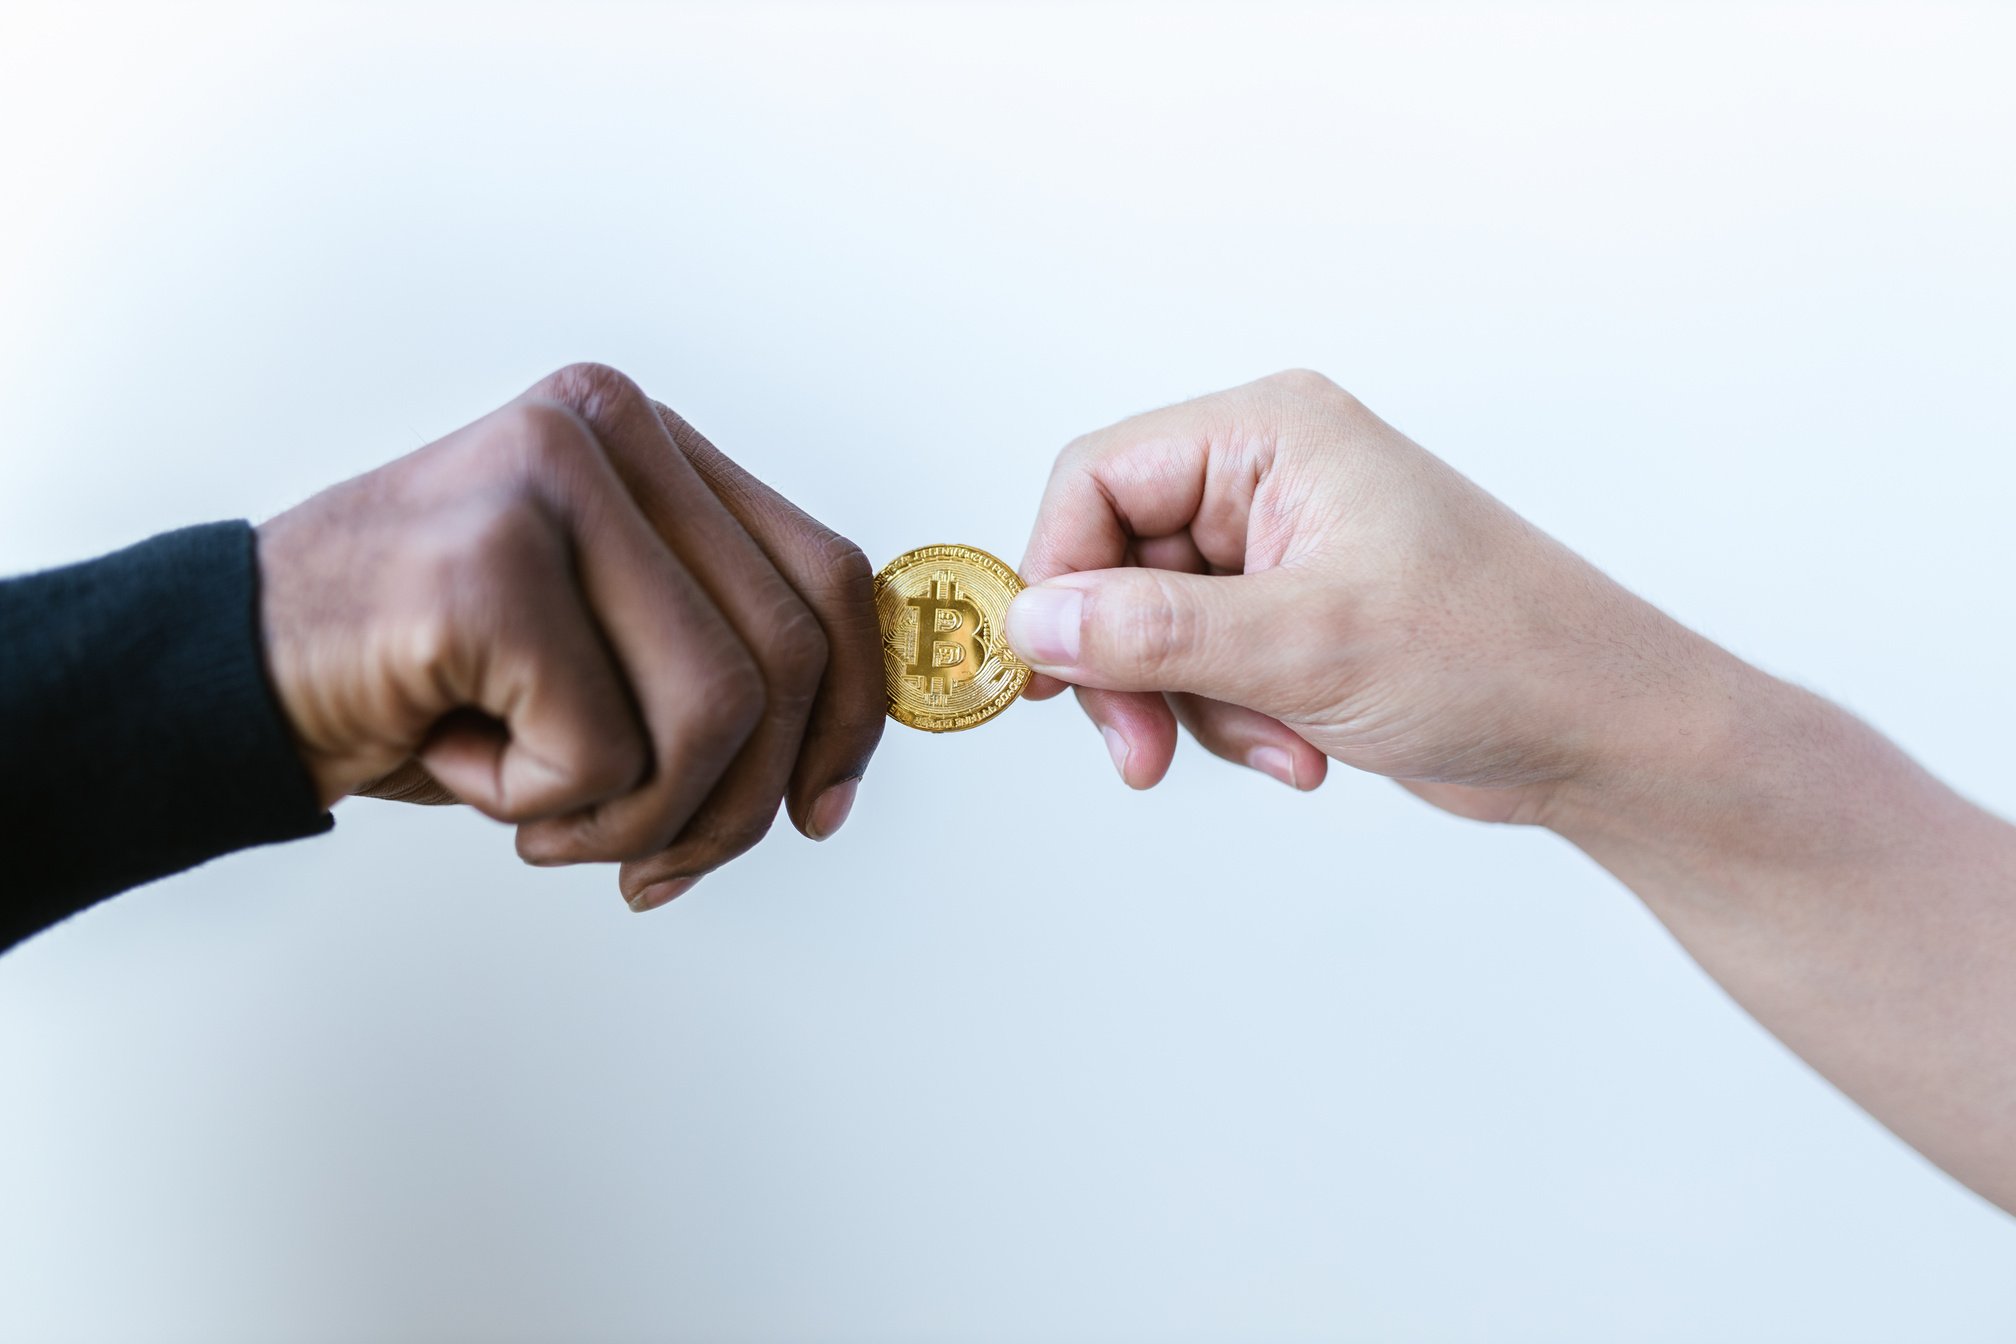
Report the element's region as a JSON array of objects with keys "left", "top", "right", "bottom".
[
  {"left": 504, "top": 400, "right": 596, "bottom": 472},
  {"left": 396, "top": 606, "right": 462, "bottom": 685},
  {"left": 760, "top": 602, "right": 829, "bottom": 703},
  {"left": 1114, "top": 575, "right": 1192, "bottom": 678},
  {"left": 809, "top": 530, "right": 874, "bottom": 599},
  {"left": 695, "top": 660, "right": 767, "bottom": 745},
  {"left": 1264, "top": 367, "right": 1356, "bottom": 406},
  {"left": 410, "top": 496, "right": 556, "bottom": 638},
  {"left": 1264, "top": 367, "right": 1335, "bottom": 394},
  {"left": 539, "top": 360, "right": 646, "bottom": 422},
  {"left": 1054, "top": 432, "right": 1101, "bottom": 476},
  {"left": 791, "top": 532, "right": 879, "bottom": 637}
]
